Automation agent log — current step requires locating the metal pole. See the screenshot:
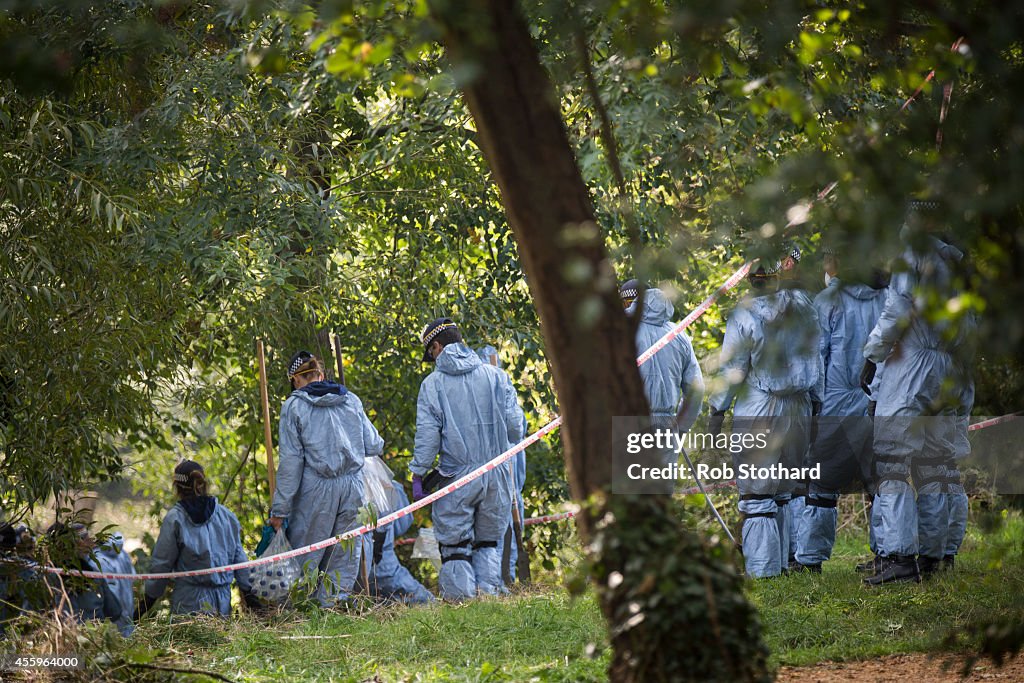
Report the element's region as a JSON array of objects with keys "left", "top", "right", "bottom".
[
  {"left": 679, "top": 447, "right": 736, "bottom": 544},
  {"left": 256, "top": 340, "right": 276, "bottom": 494}
]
